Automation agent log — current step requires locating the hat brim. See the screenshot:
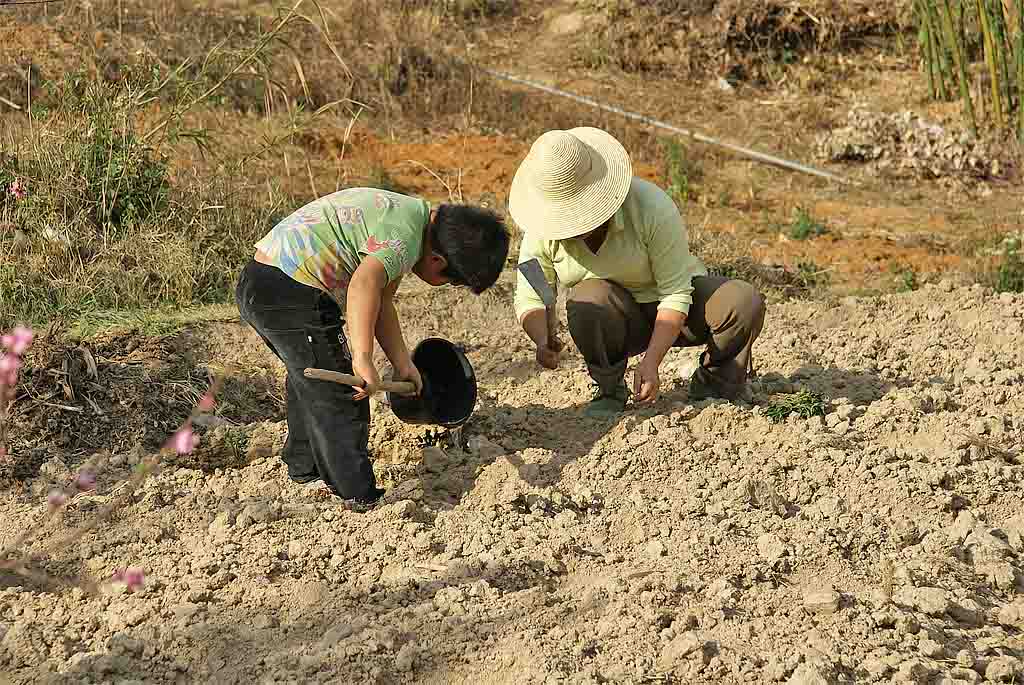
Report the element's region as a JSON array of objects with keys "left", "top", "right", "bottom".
[{"left": 508, "top": 127, "right": 633, "bottom": 241}]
